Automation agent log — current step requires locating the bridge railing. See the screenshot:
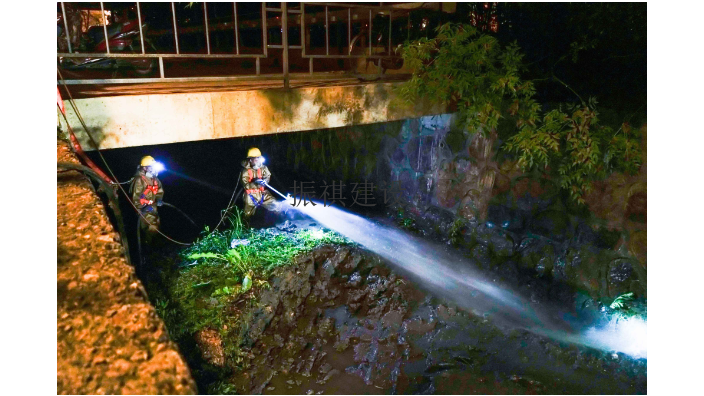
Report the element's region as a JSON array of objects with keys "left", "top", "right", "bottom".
[{"left": 57, "top": 2, "right": 414, "bottom": 87}]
